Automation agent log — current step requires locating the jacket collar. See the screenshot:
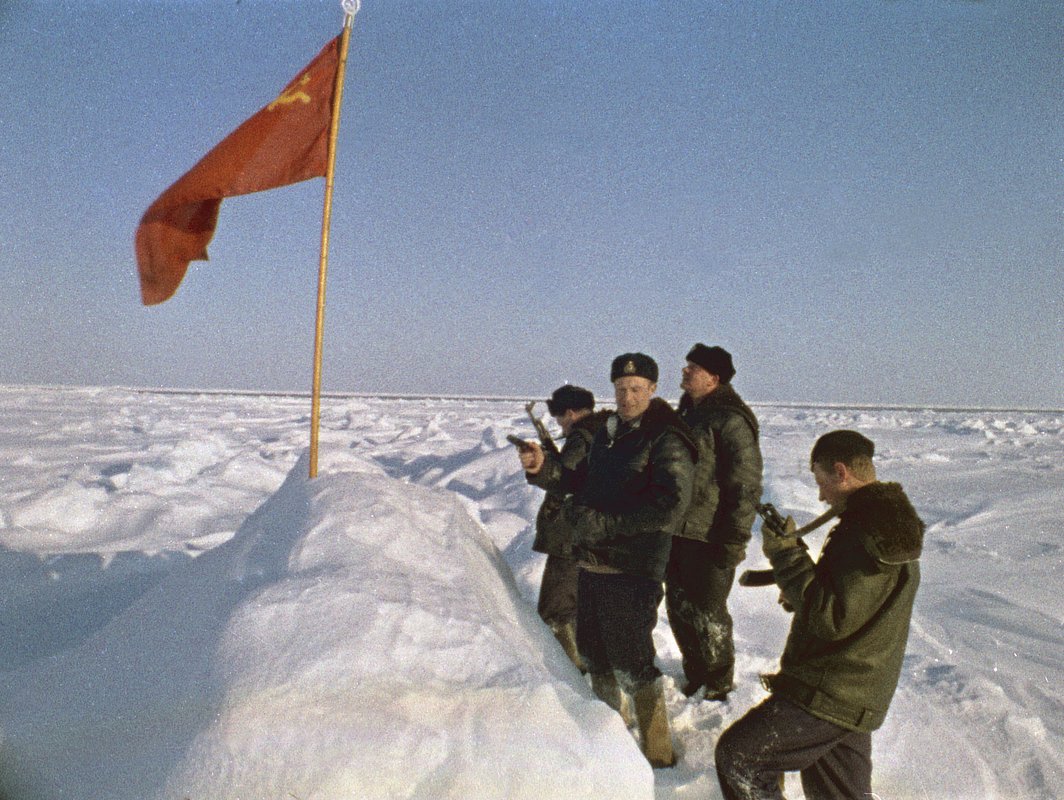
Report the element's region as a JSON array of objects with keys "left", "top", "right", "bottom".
[
  {"left": 679, "top": 384, "right": 759, "bottom": 436},
  {"left": 841, "top": 482, "right": 925, "bottom": 564}
]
